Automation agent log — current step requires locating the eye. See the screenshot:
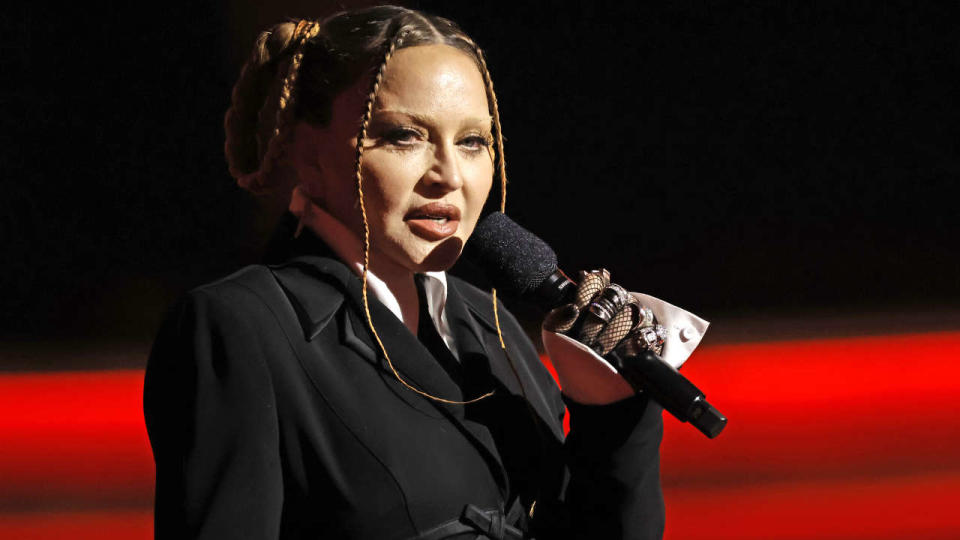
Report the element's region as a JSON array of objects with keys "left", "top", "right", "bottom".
[
  {"left": 459, "top": 134, "right": 493, "bottom": 154},
  {"left": 382, "top": 126, "right": 424, "bottom": 147}
]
